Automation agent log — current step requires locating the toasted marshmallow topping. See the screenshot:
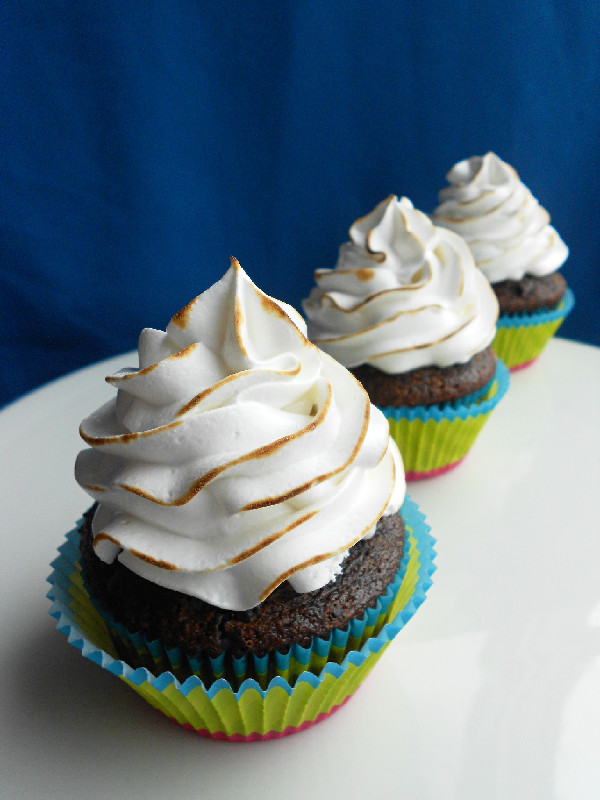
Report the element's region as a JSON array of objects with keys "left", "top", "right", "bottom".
[
  {"left": 75, "top": 259, "right": 405, "bottom": 610},
  {"left": 303, "top": 196, "right": 498, "bottom": 373},
  {"left": 432, "top": 152, "right": 568, "bottom": 284}
]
